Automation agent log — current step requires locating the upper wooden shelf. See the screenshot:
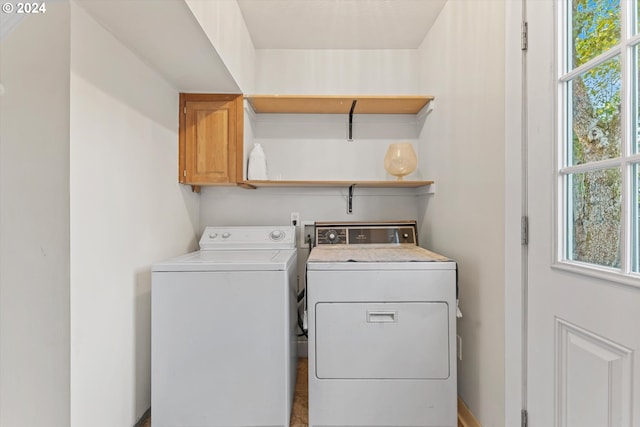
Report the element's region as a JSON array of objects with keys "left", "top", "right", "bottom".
[
  {"left": 238, "top": 180, "right": 434, "bottom": 189},
  {"left": 246, "top": 95, "right": 434, "bottom": 115}
]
